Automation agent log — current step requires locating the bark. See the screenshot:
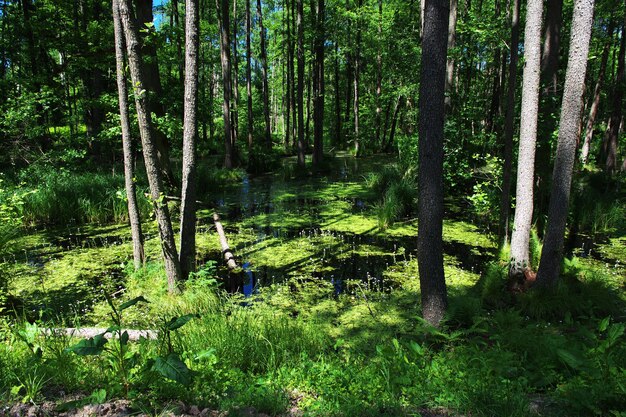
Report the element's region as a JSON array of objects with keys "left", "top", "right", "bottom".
[
  {"left": 113, "top": 0, "right": 145, "bottom": 271},
  {"left": 497, "top": 0, "right": 520, "bottom": 246},
  {"left": 334, "top": 41, "right": 342, "bottom": 147},
  {"left": 580, "top": 20, "right": 614, "bottom": 164},
  {"left": 385, "top": 94, "right": 404, "bottom": 151},
  {"left": 312, "top": 0, "right": 324, "bottom": 165},
  {"left": 217, "top": 0, "right": 235, "bottom": 168},
  {"left": 444, "top": 0, "right": 457, "bottom": 112},
  {"left": 375, "top": 0, "right": 383, "bottom": 146},
  {"left": 353, "top": 0, "right": 362, "bottom": 157},
  {"left": 284, "top": 0, "right": 292, "bottom": 151},
  {"left": 509, "top": 0, "right": 543, "bottom": 279},
  {"left": 213, "top": 213, "right": 239, "bottom": 270},
  {"left": 179, "top": 0, "right": 200, "bottom": 281},
  {"left": 296, "top": 0, "right": 306, "bottom": 166},
  {"left": 118, "top": 0, "right": 182, "bottom": 294},
  {"left": 604, "top": 21, "right": 625, "bottom": 173},
  {"left": 536, "top": 0, "right": 594, "bottom": 288},
  {"left": 485, "top": 0, "right": 502, "bottom": 133},
  {"left": 135, "top": 0, "right": 176, "bottom": 188},
  {"left": 232, "top": 0, "right": 240, "bottom": 148},
  {"left": 381, "top": 98, "right": 393, "bottom": 150},
  {"left": 246, "top": 0, "right": 254, "bottom": 148},
  {"left": 417, "top": 0, "right": 449, "bottom": 327},
  {"left": 541, "top": 0, "right": 563, "bottom": 94},
  {"left": 257, "top": 0, "right": 272, "bottom": 147}
]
